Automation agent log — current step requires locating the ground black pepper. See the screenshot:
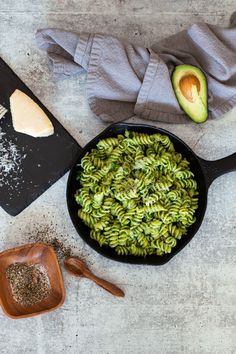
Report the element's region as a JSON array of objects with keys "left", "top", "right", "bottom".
[
  {"left": 28, "top": 225, "right": 72, "bottom": 261},
  {"left": 6, "top": 262, "right": 51, "bottom": 306}
]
